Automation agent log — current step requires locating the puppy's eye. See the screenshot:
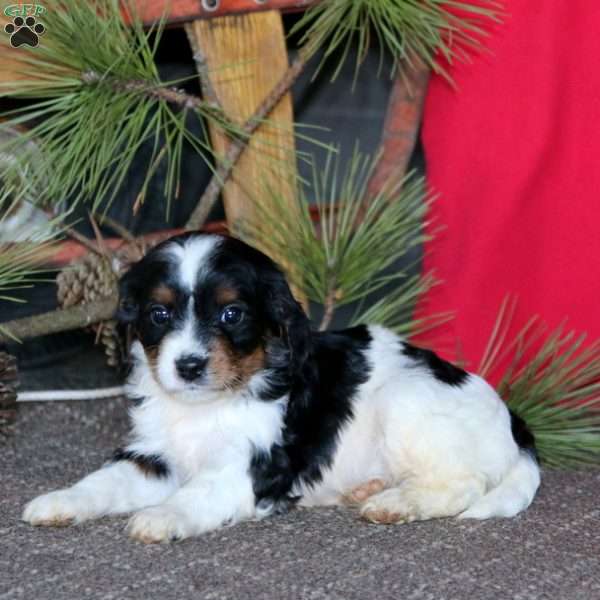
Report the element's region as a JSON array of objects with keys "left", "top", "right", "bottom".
[
  {"left": 150, "top": 305, "right": 171, "bottom": 326},
  {"left": 220, "top": 305, "right": 244, "bottom": 326}
]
